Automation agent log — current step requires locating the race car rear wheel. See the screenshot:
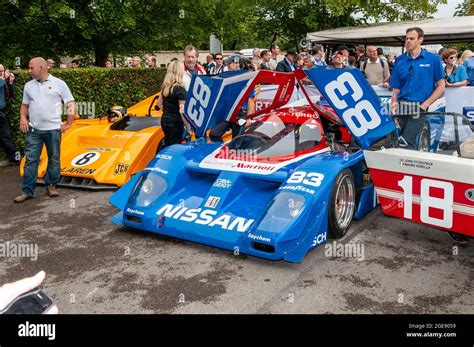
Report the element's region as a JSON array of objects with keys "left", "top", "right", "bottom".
[{"left": 328, "top": 169, "right": 355, "bottom": 239}]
